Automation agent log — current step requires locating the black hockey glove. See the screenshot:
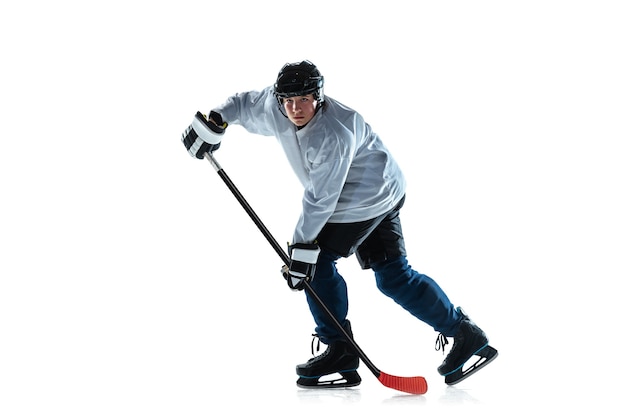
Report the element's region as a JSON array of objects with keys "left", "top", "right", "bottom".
[
  {"left": 181, "top": 111, "right": 228, "bottom": 159},
  {"left": 282, "top": 243, "right": 321, "bottom": 291}
]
